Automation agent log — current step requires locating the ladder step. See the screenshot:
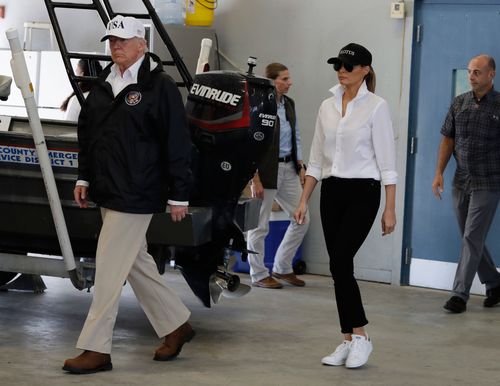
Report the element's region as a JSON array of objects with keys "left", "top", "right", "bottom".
[
  {"left": 67, "top": 52, "right": 111, "bottom": 62},
  {"left": 74, "top": 75, "right": 98, "bottom": 82},
  {"left": 50, "top": 2, "right": 99, "bottom": 10},
  {"left": 110, "top": 13, "right": 151, "bottom": 19}
]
